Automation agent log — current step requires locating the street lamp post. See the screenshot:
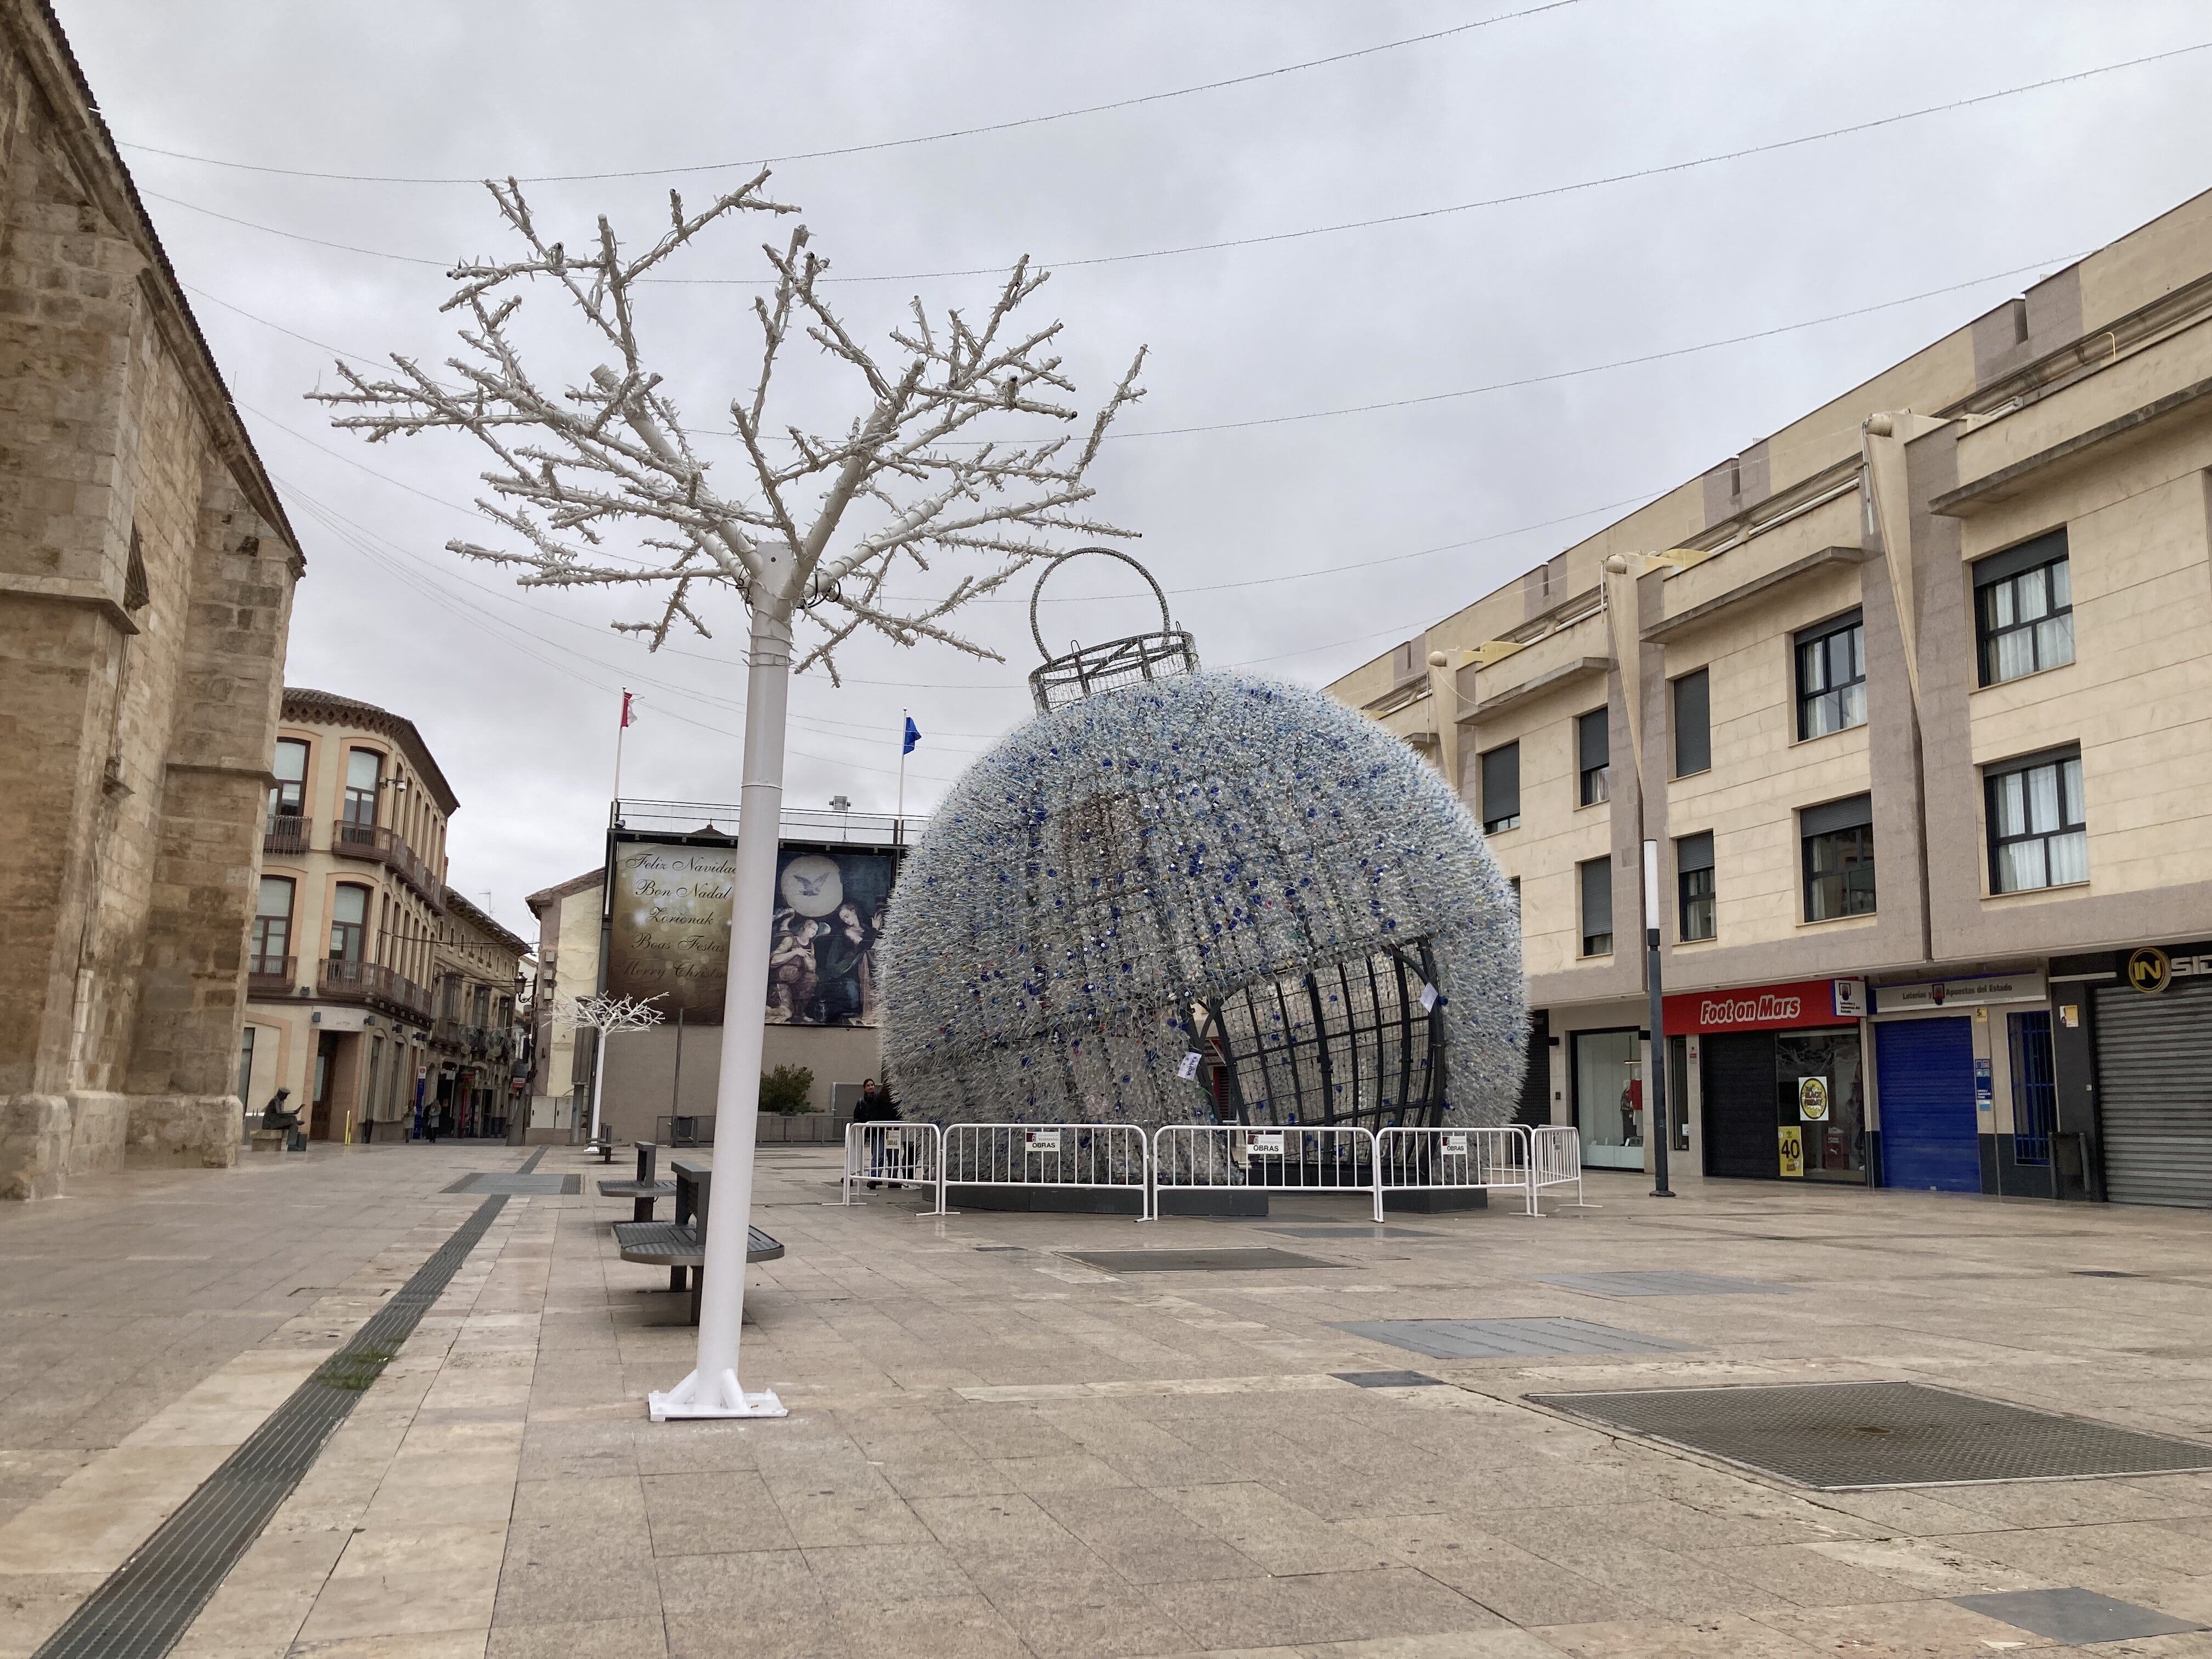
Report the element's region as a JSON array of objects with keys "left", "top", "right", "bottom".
[{"left": 1643, "top": 839, "right": 1675, "bottom": 1198}]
